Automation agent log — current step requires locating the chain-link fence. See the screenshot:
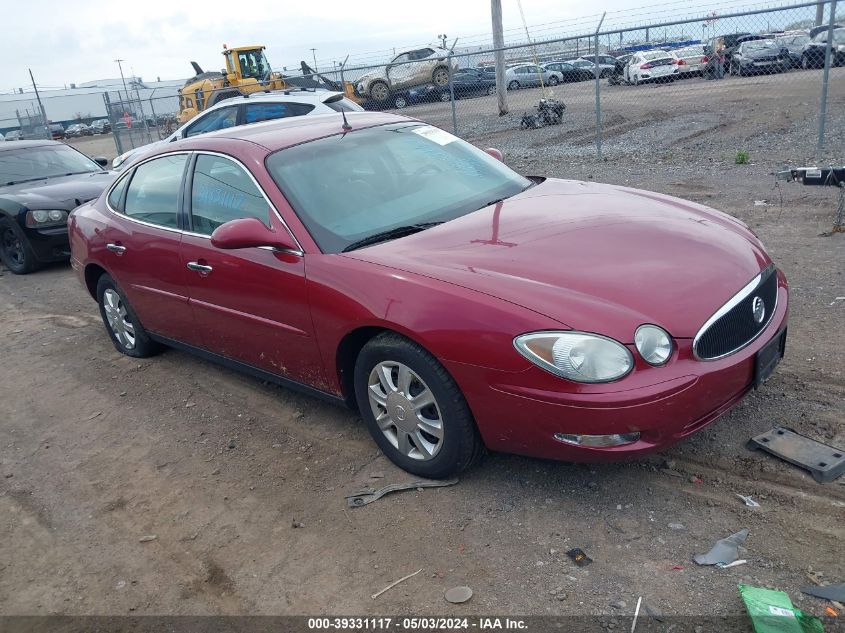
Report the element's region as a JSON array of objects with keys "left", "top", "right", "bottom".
[{"left": 335, "top": 0, "right": 842, "bottom": 163}]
